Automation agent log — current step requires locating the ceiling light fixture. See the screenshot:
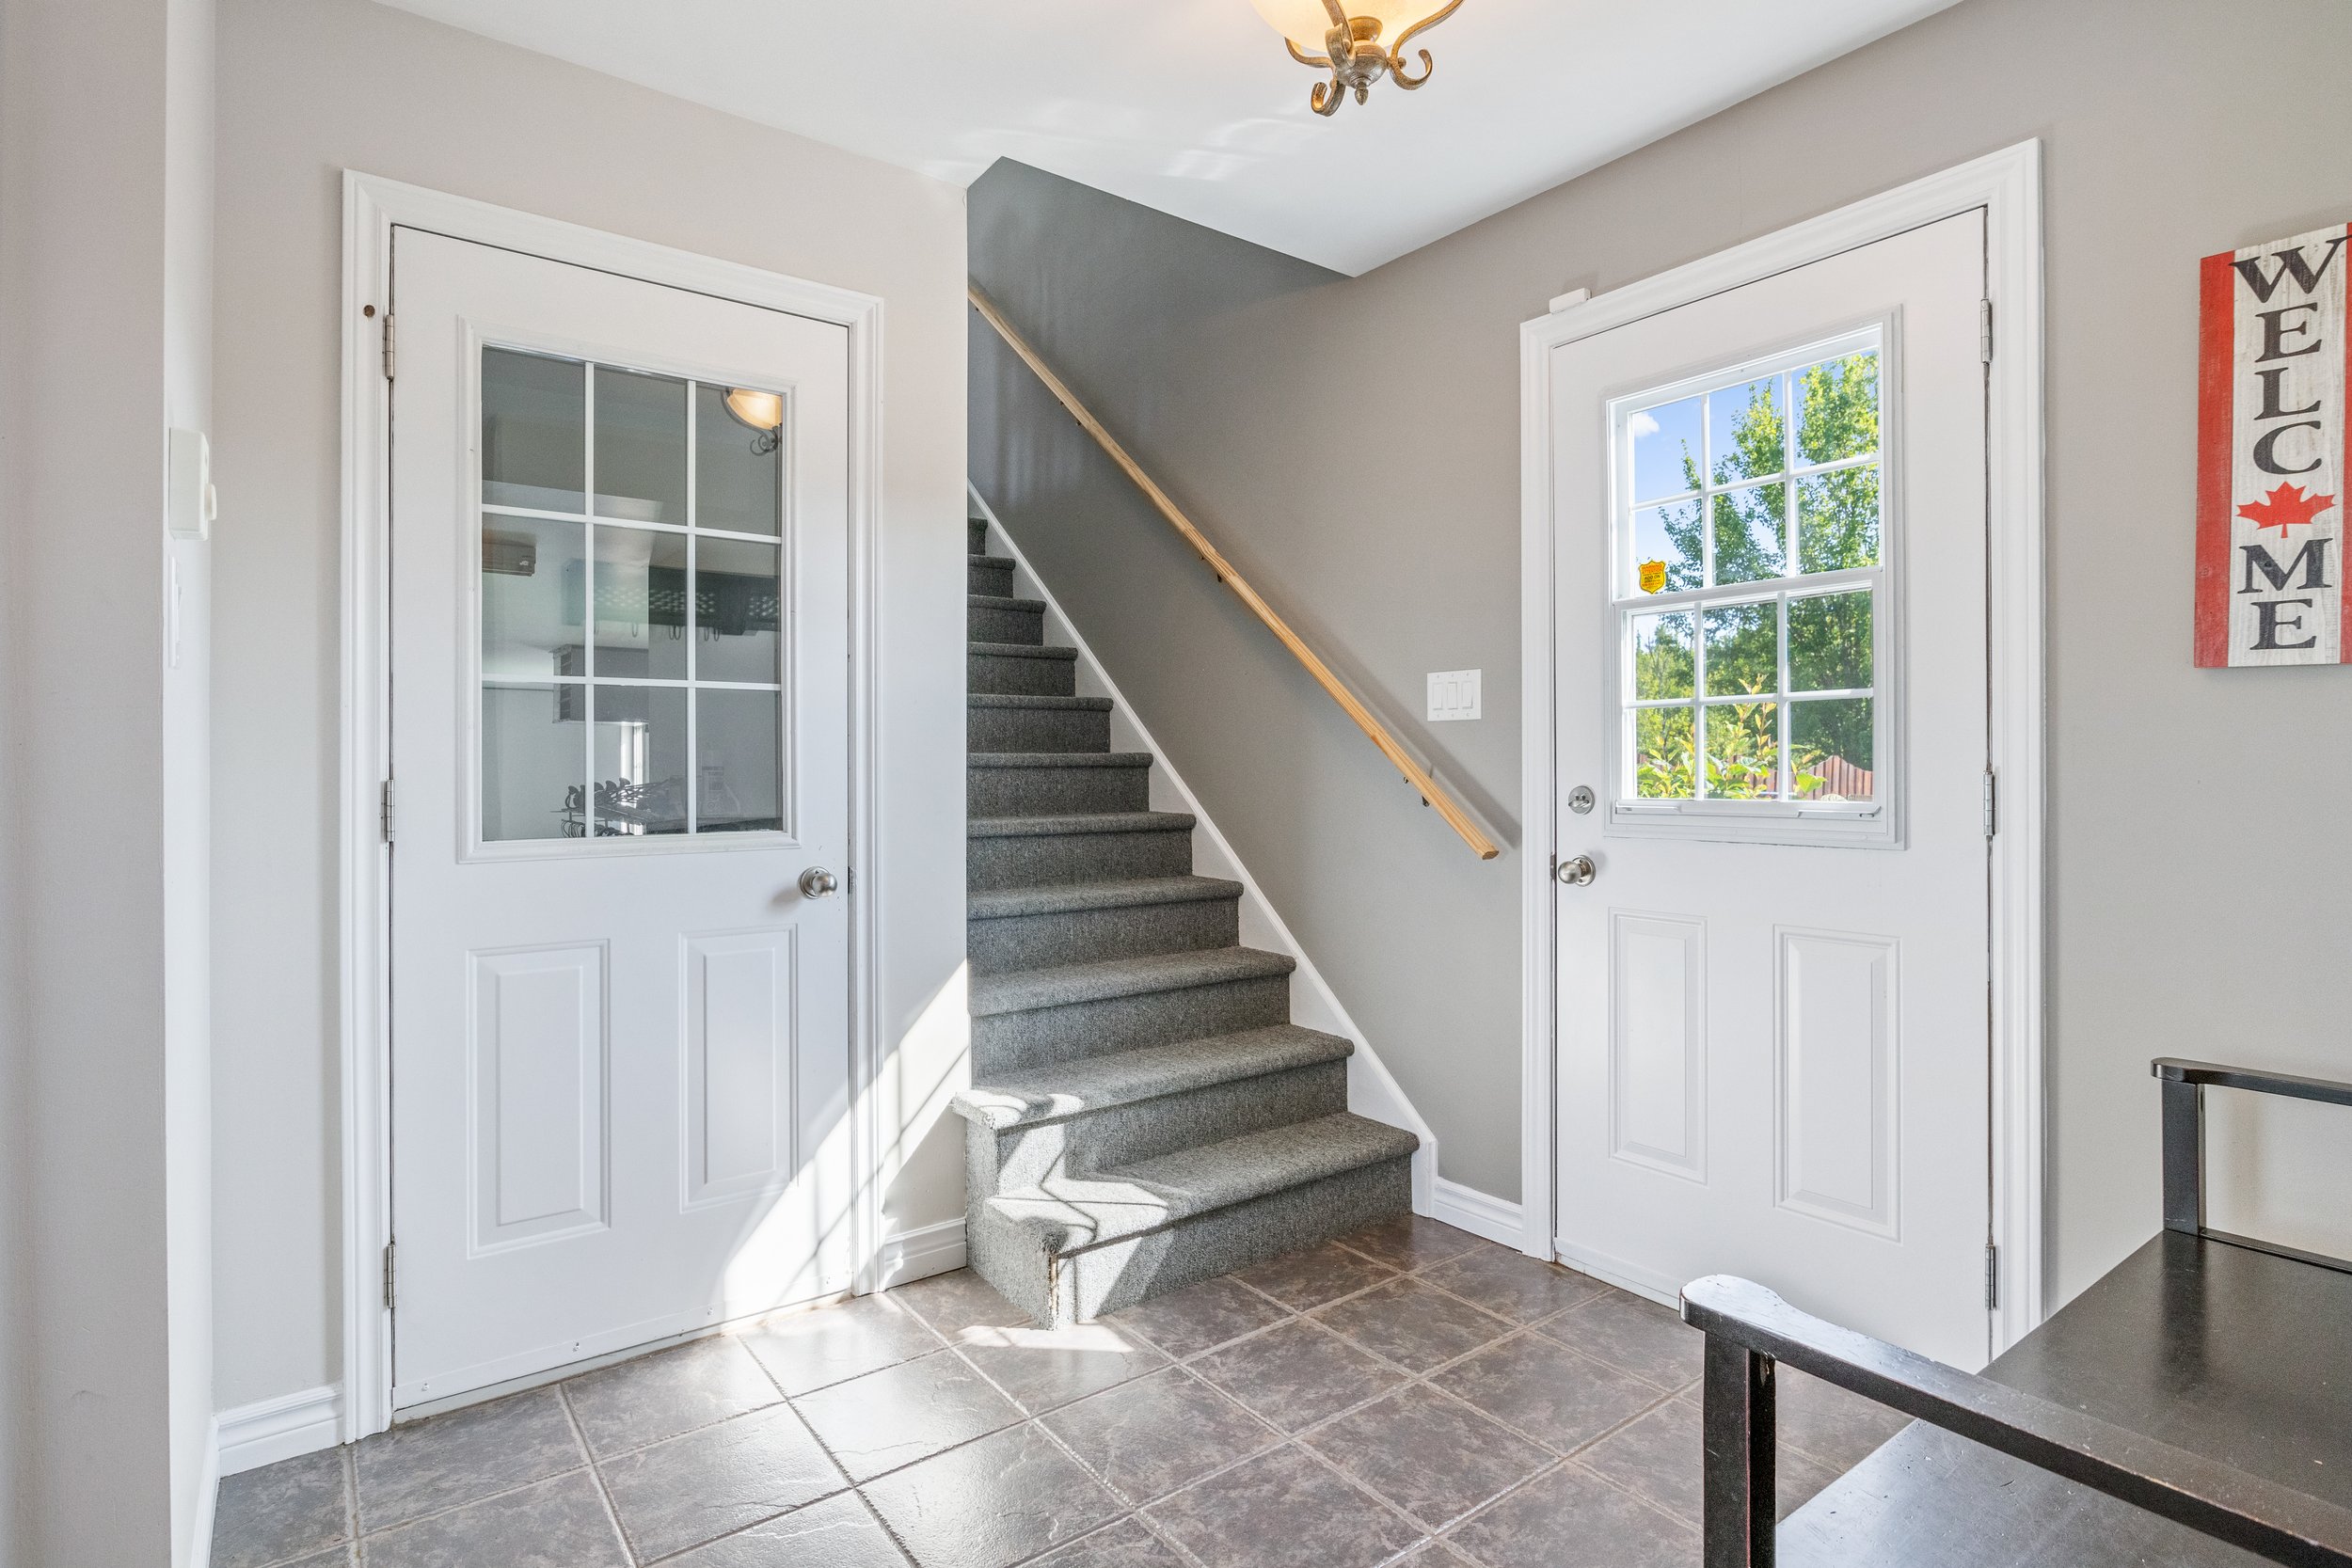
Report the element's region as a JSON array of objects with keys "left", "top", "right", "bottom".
[
  {"left": 1248, "top": 0, "right": 1465, "bottom": 117},
  {"left": 722, "top": 387, "right": 784, "bottom": 455}
]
